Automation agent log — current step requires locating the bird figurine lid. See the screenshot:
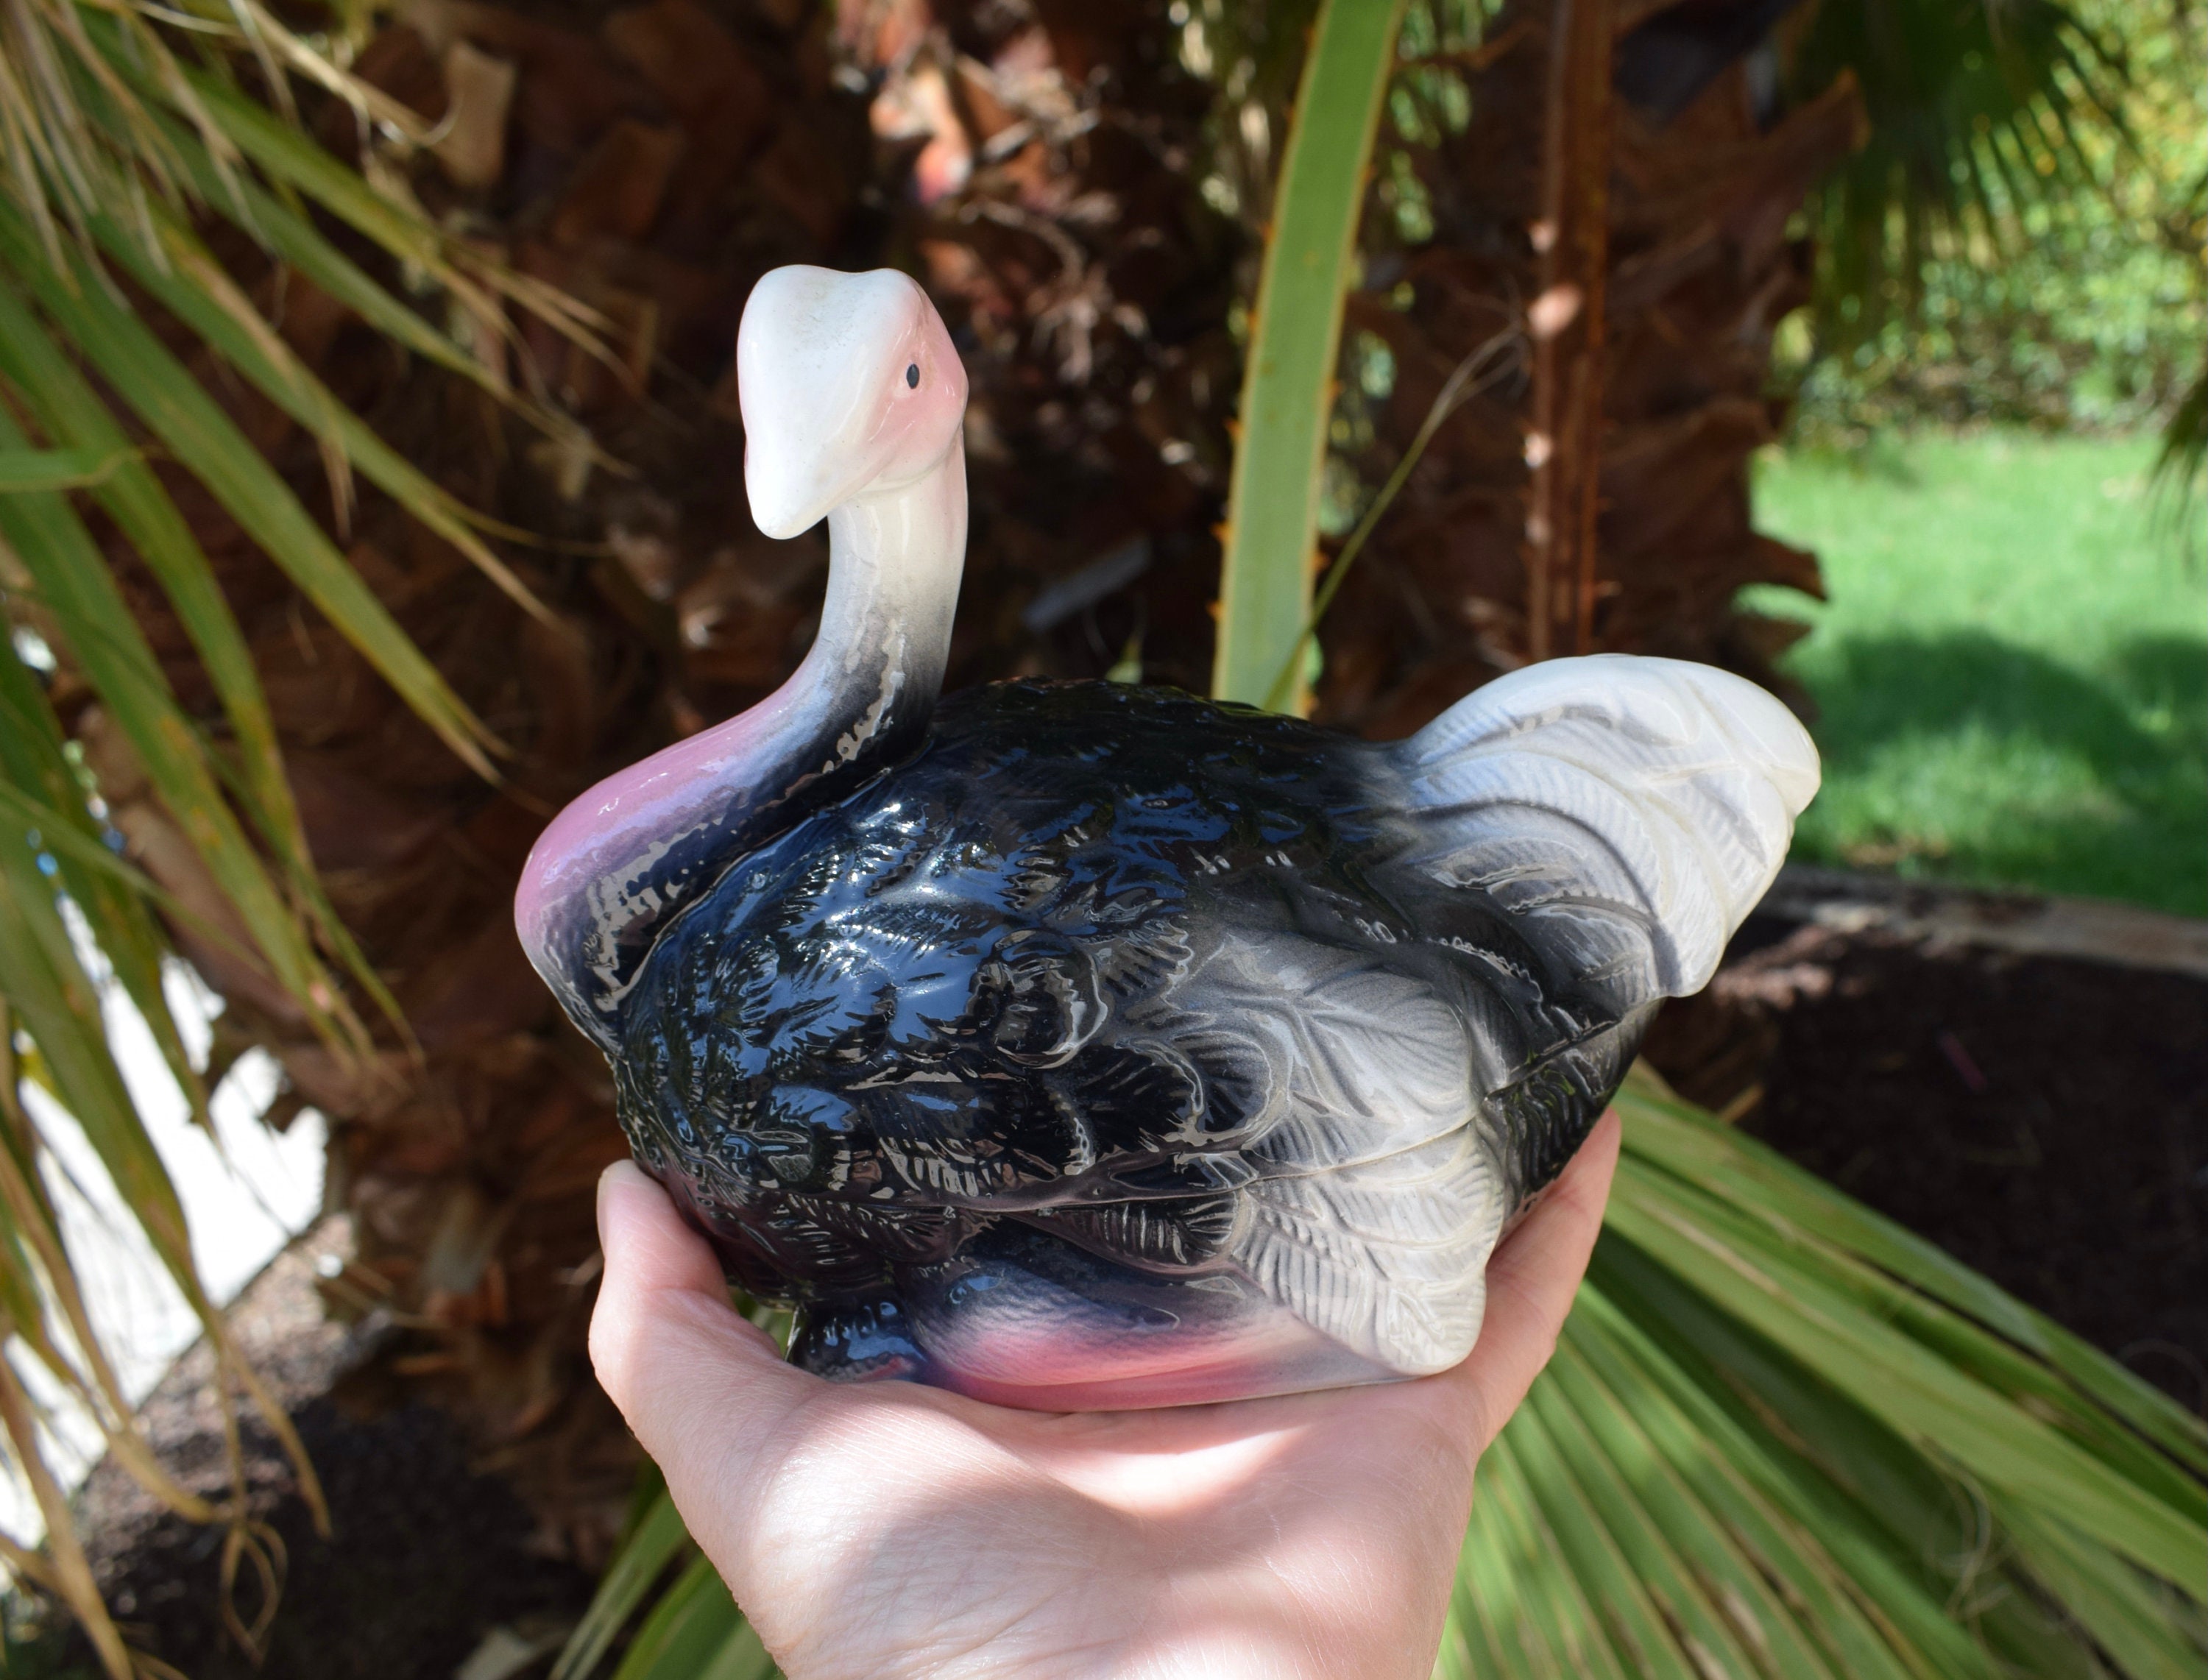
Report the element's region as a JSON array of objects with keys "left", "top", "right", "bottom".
[{"left": 517, "top": 266, "right": 1819, "bottom": 1411}]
